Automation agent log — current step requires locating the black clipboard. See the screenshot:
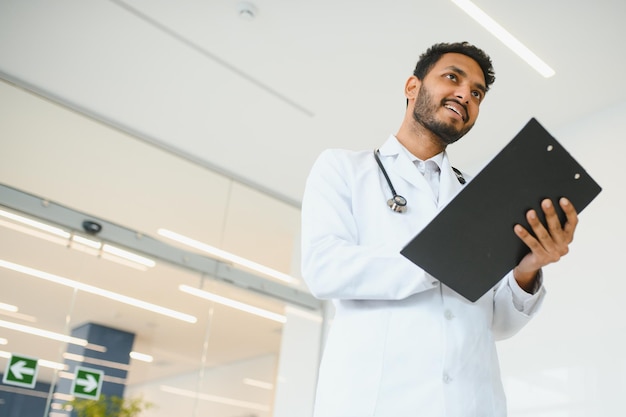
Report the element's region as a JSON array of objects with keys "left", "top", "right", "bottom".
[{"left": 400, "top": 118, "right": 602, "bottom": 302}]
